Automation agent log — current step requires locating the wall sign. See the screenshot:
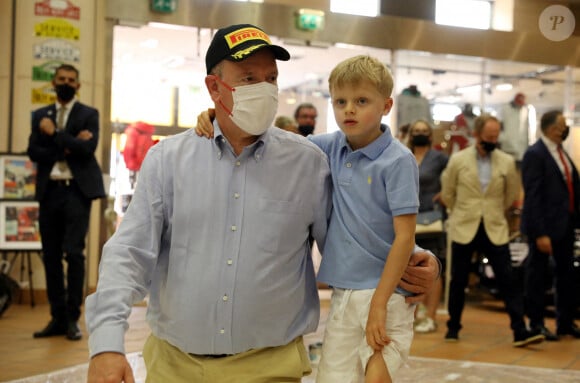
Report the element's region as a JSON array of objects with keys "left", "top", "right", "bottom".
[
  {"left": 34, "top": 18, "right": 80, "bottom": 40},
  {"left": 34, "top": 39, "right": 80, "bottom": 62},
  {"left": 31, "top": 85, "right": 56, "bottom": 105},
  {"left": 32, "top": 61, "right": 63, "bottom": 82},
  {"left": 151, "top": 0, "right": 177, "bottom": 13},
  {"left": 35, "top": 0, "right": 80, "bottom": 20}
]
